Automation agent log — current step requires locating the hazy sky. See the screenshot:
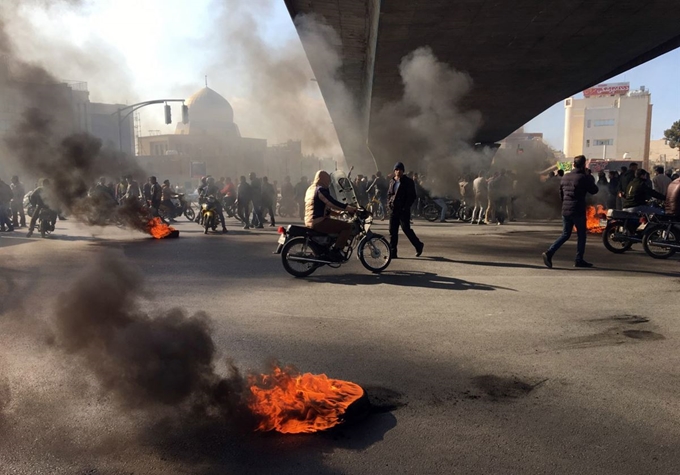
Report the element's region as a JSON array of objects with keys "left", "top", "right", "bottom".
[{"left": 12, "top": 0, "right": 680, "bottom": 153}]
